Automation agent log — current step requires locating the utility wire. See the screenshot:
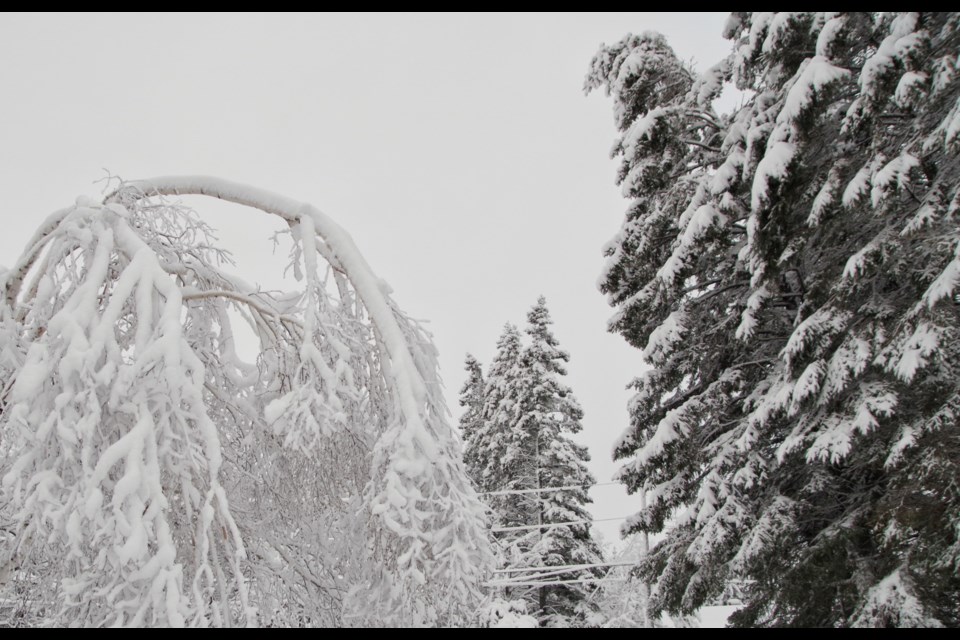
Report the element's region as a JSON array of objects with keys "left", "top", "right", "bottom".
[
  {"left": 486, "top": 577, "right": 626, "bottom": 588},
  {"left": 478, "top": 481, "right": 620, "bottom": 497},
  {"left": 491, "top": 515, "right": 626, "bottom": 533},
  {"left": 493, "top": 564, "right": 631, "bottom": 584},
  {"left": 493, "top": 560, "right": 637, "bottom": 574}
]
